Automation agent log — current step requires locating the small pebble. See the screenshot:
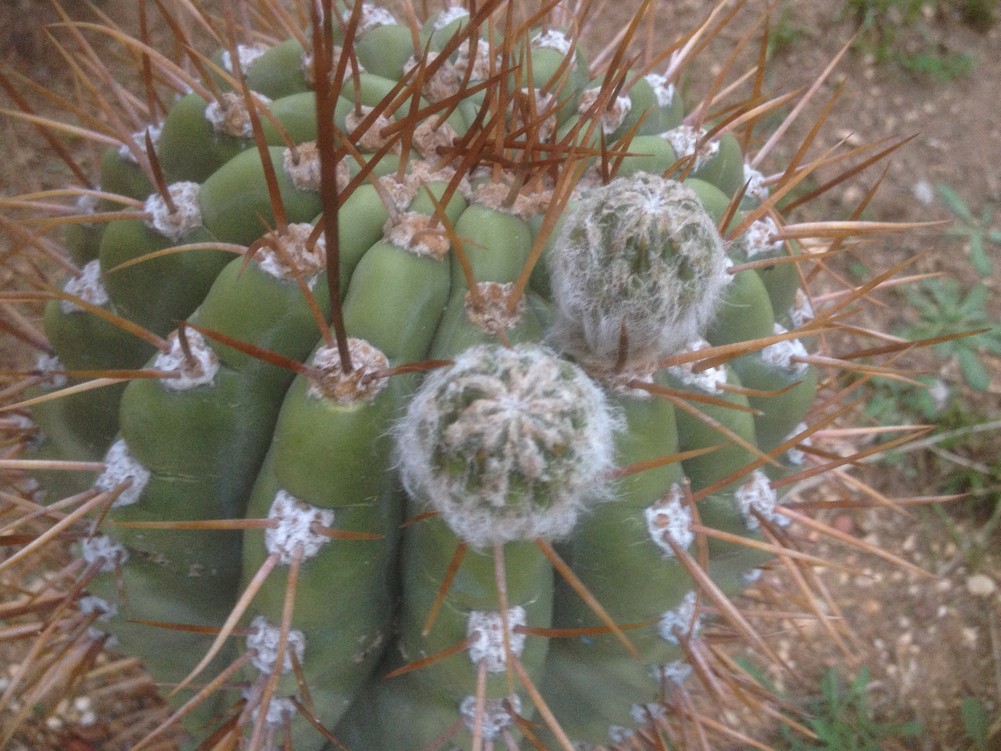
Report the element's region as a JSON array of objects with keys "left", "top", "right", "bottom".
[
  {"left": 966, "top": 573, "right": 997, "bottom": 597},
  {"left": 962, "top": 627, "right": 979, "bottom": 647}
]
